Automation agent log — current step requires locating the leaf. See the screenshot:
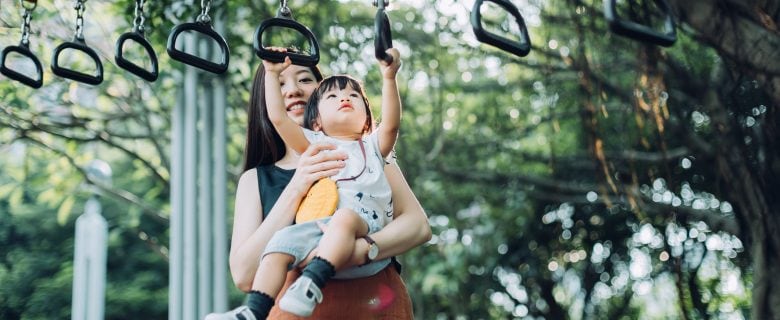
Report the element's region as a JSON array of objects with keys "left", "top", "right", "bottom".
[
  {"left": 9, "top": 188, "right": 24, "bottom": 209},
  {"left": 0, "top": 184, "right": 17, "bottom": 198},
  {"left": 57, "top": 196, "right": 76, "bottom": 225}
]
